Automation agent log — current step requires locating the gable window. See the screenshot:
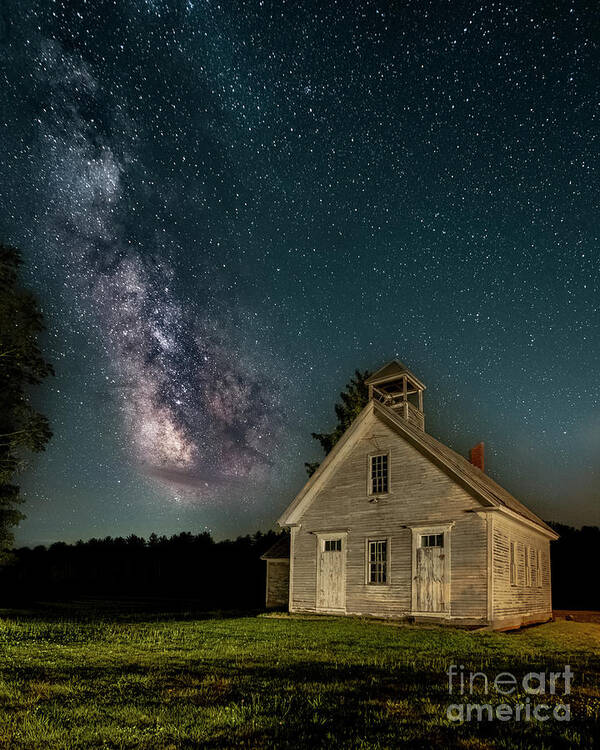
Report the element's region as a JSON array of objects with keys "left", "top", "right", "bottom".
[
  {"left": 509, "top": 541, "right": 517, "bottom": 585},
  {"left": 324, "top": 539, "right": 342, "bottom": 552},
  {"left": 369, "top": 453, "right": 389, "bottom": 495},
  {"left": 421, "top": 533, "right": 443, "bottom": 548},
  {"left": 367, "top": 539, "right": 388, "bottom": 584}
]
